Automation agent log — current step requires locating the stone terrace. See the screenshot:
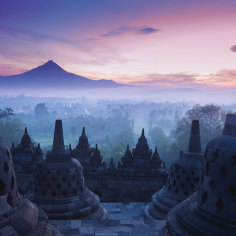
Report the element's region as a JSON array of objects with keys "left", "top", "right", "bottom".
[{"left": 49, "top": 202, "right": 166, "bottom": 236}]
